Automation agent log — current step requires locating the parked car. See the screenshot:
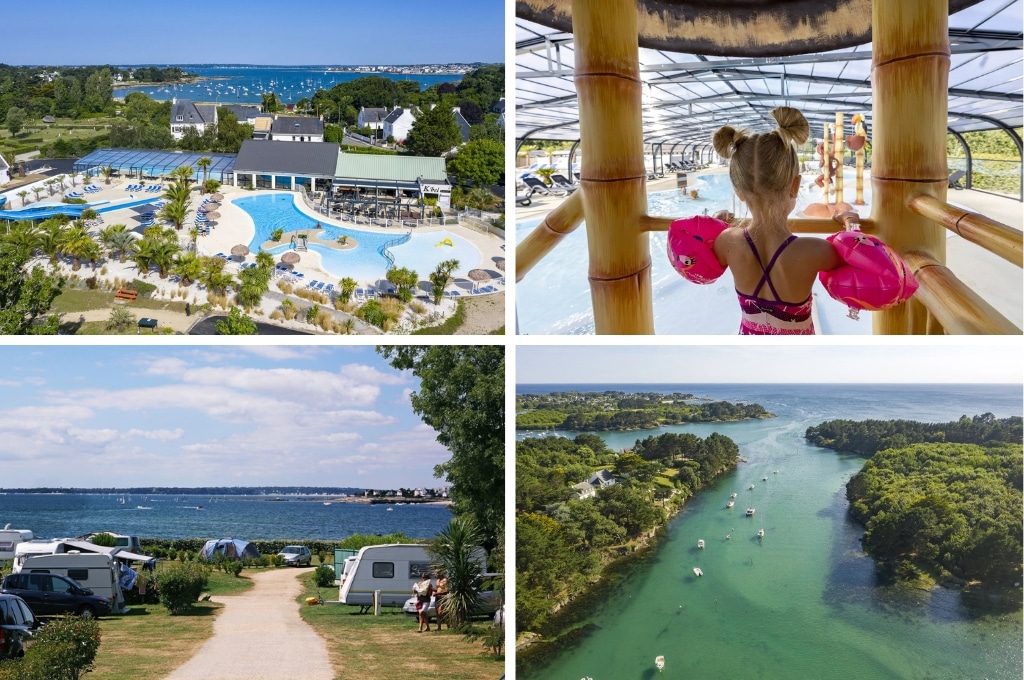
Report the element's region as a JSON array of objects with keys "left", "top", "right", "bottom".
[
  {"left": 1, "top": 573, "right": 111, "bottom": 619},
  {"left": 402, "top": 573, "right": 503, "bottom": 621},
  {"left": 276, "top": 546, "right": 312, "bottom": 567},
  {"left": 0, "top": 593, "right": 41, "bottom": 660}
]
